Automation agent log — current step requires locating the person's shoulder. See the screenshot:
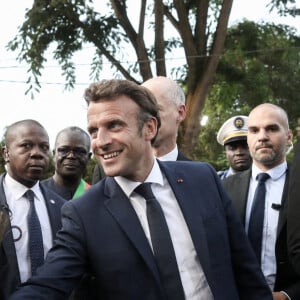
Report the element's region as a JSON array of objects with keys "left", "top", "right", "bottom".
[
  {"left": 41, "top": 176, "right": 54, "bottom": 187},
  {"left": 160, "top": 159, "right": 215, "bottom": 173},
  {"left": 40, "top": 183, "right": 67, "bottom": 206},
  {"left": 223, "top": 169, "right": 251, "bottom": 184}
]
